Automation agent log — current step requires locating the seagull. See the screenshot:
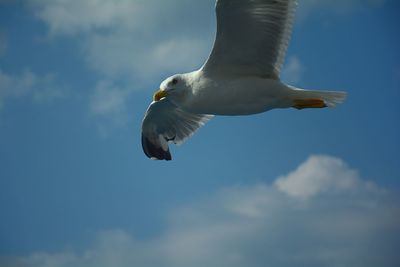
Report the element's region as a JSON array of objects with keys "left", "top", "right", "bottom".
[{"left": 141, "top": 0, "right": 346, "bottom": 160}]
